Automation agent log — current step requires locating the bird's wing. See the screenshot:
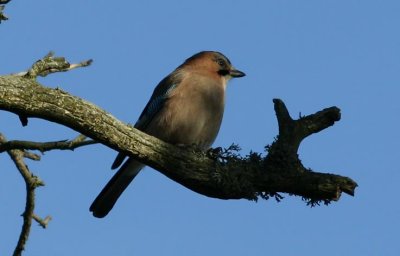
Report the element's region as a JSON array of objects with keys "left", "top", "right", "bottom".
[
  {"left": 134, "top": 71, "right": 181, "bottom": 130},
  {"left": 111, "top": 71, "right": 182, "bottom": 169}
]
